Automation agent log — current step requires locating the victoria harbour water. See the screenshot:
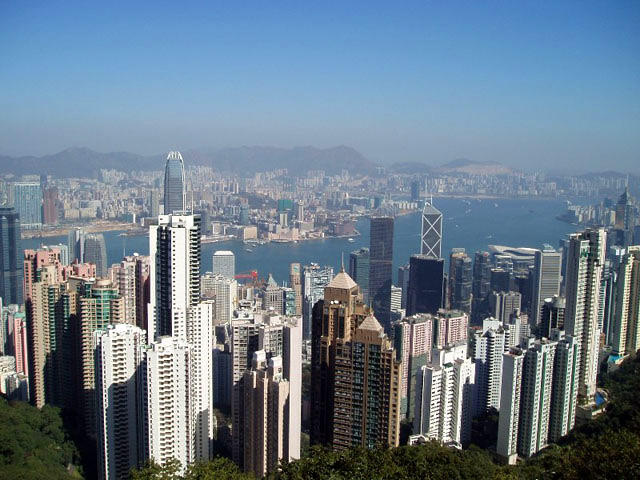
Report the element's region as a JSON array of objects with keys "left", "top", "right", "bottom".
[{"left": 24, "top": 198, "right": 578, "bottom": 285}]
